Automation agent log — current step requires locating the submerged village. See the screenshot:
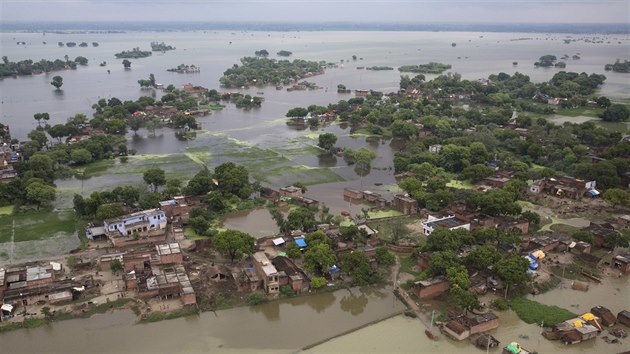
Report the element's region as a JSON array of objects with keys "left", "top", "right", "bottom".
[{"left": 1, "top": 36, "right": 630, "bottom": 354}]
